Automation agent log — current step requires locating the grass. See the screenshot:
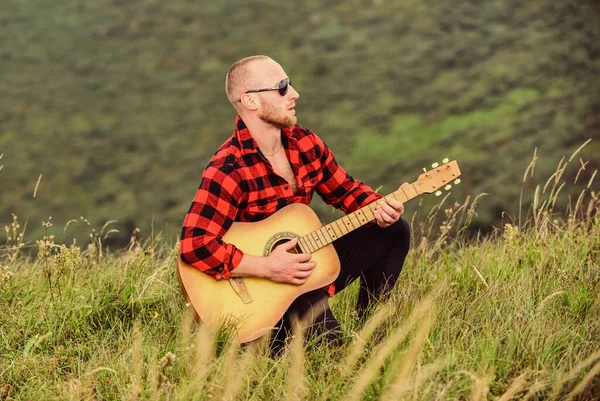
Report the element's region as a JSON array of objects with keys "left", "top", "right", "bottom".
[{"left": 1, "top": 150, "right": 599, "bottom": 400}]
